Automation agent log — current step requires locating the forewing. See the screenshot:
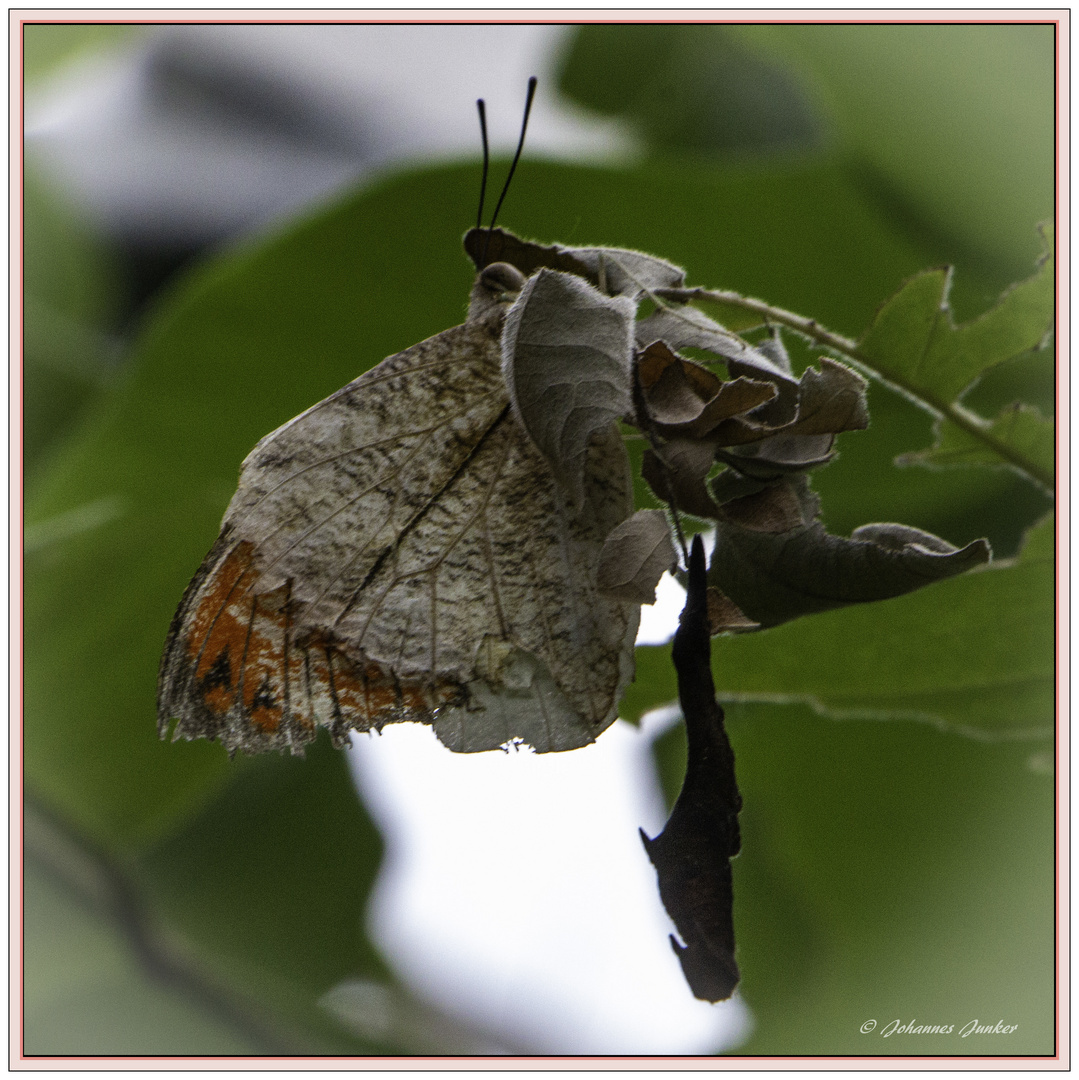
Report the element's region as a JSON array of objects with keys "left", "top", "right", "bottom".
[{"left": 158, "top": 321, "right": 639, "bottom": 755}]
